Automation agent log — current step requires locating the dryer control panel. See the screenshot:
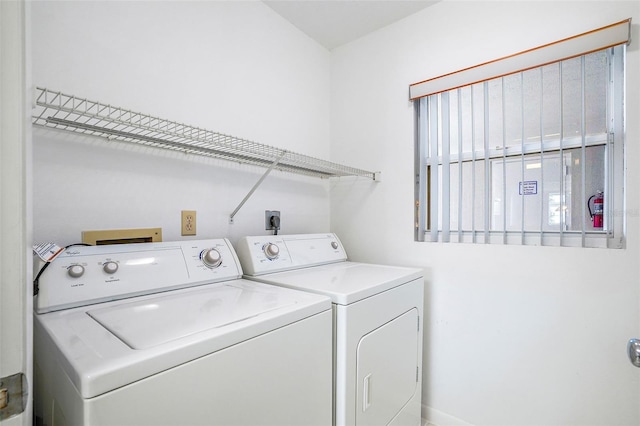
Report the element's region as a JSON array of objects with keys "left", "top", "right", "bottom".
[
  {"left": 236, "top": 233, "right": 347, "bottom": 276},
  {"left": 35, "top": 239, "right": 242, "bottom": 313}
]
